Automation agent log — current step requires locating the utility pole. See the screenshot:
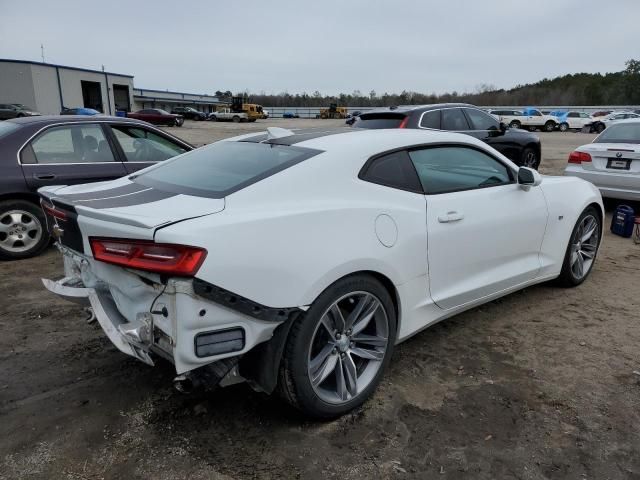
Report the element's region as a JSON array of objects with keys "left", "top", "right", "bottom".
[{"left": 40, "top": 44, "right": 45, "bottom": 63}]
